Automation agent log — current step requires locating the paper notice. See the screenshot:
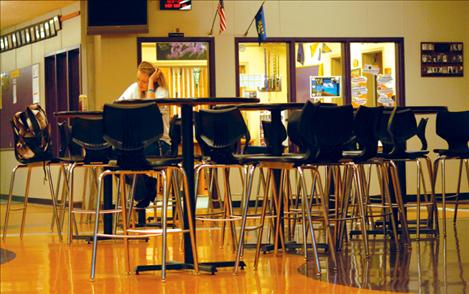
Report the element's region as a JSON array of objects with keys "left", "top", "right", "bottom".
[
  {"left": 378, "top": 96, "right": 395, "bottom": 106},
  {"left": 363, "top": 64, "right": 380, "bottom": 75},
  {"left": 377, "top": 74, "right": 393, "bottom": 83},
  {"left": 12, "top": 79, "right": 17, "bottom": 104},
  {"left": 353, "top": 97, "right": 368, "bottom": 105},
  {"left": 32, "top": 64, "right": 39, "bottom": 78},
  {"left": 32, "top": 76, "right": 40, "bottom": 103}
]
